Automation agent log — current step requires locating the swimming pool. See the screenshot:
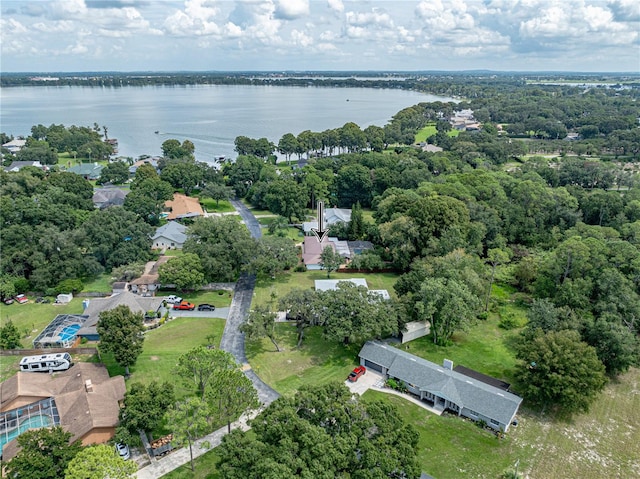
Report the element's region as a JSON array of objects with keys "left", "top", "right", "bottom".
[
  {"left": 59, "top": 324, "right": 81, "bottom": 341},
  {"left": 1, "top": 415, "right": 52, "bottom": 456}
]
